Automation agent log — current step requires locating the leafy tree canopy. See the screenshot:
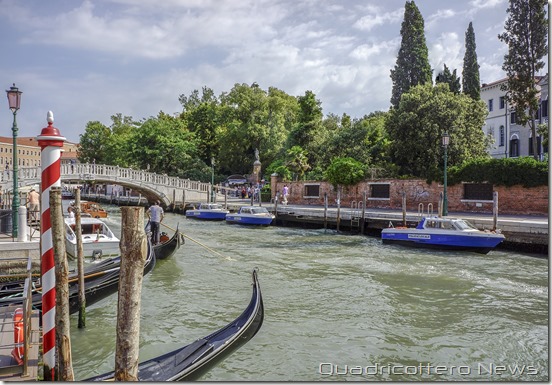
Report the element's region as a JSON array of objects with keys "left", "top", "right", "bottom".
[
  {"left": 386, "top": 83, "right": 489, "bottom": 182},
  {"left": 323, "top": 157, "right": 365, "bottom": 188}
]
